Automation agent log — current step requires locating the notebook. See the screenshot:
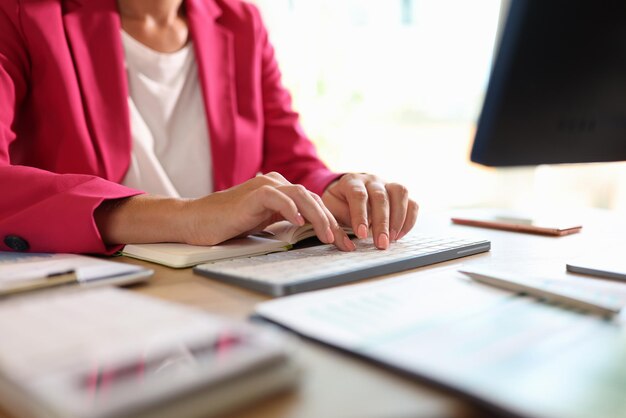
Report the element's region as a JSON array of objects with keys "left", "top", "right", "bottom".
[
  {"left": 0, "top": 287, "right": 299, "bottom": 418},
  {"left": 0, "top": 252, "right": 152, "bottom": 295},
  {"left": 122, "top": 221, "right": 352, "bottom": 268}
]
